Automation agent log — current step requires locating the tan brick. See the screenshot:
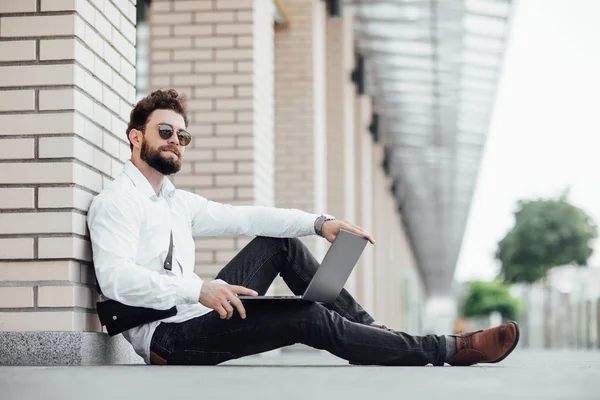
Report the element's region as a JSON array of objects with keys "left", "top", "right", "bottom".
[
  {"left": 216, "top": 98, "right": 252, "bottom": 110},
  {"left": 195, "top": 251, "right": 214, "bottom": 263},
  {"left": 0, "top": 41, "right": 36, "bottom": 62},
  {"left": 0, "top": 113, "right": 74, "bottom": 136},
  {"left": 215, "top": 148, "right": 253, "bottom": 161},
  {"left": 236, "top": 11, "right": 253, "bottom": 22},
  {"left": 216, "top": 123, "right": 253, "bottom": 135},
  {"left": 151, "top": 25, "right": 171, "bottom": 37},
  {"left": 0, "top": 311, "right": 81, "bottom": 331},
  {"left": 174, "top": 25, "right": 212, "bottom": 36},
  {"left": 0, "top": 15, "right": 77, "bottom": 37},
  {"left": 0, "top": 90, "right": 35, "bottom": 113},
  {"left": 237, "top": 61, "right": 253, "bottom": 72},
  {"left": 172, "top": 74, "right": 212, "bottom": 86},
  {"left": 187, "top": 99, "right": 213, "bottom": 110},
  {"left": 216, "top": 174, "right": 253, "bottom": 186},
  {"left": 237, "top": 111, "right": 253, "bottom": 122},
  {"left": 151, "top": 1, "right": 172, "bottom": 12},
  {"left": 38, "top": 237, "right": 92, "bottom": 261},
  {"left": 194, "top": 187, "right": 235, "bottom": 199},
  {"left": 236, "top": 36, "right": 253, "bottom": 47},
  {"left": 151, "top": 75, "right": 172, "bottom": 87},
  {"left": 0, "top": 261, "right": 80, "bottom": 282},
  {"left": 236, "top": 161, "right": 254, "bottom": 173},
  {"left": 151, "top": 50, "right": 171, "bottom": 62},
  {"left": 0, "top": 238, "right": 34, "bottom": 260},
  {"left": 216, "top": 48, "right": 252, "bottom": 60},
  {"left": 0, "top": 188, "right": 34, "bottom": 209},
  {"left": 215, "top": 0, "right": 253, "bottom": 10},
  {"left": 0, "top": 162, "right": 96, "bottom": 191},
  {"left": 0, "top": 212, "right": 86, "bottom": 235},
  {"left": 172, "top": 49, "right": 212, "bottom": 61},
  {"left": 192, "top": 136, "right": 236, "bottom": 148},
  {"left": 174, "top": 175, "right": 214, "bottom": 186},
  {"left": 0, "top": 138, "right": 35, "bottom": 160},
  {"left": 39, "top": 89, "right": 91, "bottom": 116},
  {"left": 193, "top": 86, "right": 235, "bottom": 98},
  {"left": 194, "top": 111, "right": 235, "bottom": 123},
  {"left": 0, "top": 287, "right": 34, "bottom": 308},
  {"left": 152, "top": 62, "right": 193, "bottom": 74},
  {"left": 196, "top": 237, "right": 236, "bottom": 251},
  {"left": 215, "top": 250, "right": 240, "bottom": 263},
  {"left": 194, "top": 161, "right": 235, "bottom": 173},
  {"left": 153, "top": 37, "right": 192, "bottom": 49},
  {"left": 0, "top": 0, "right": 37, "bottom": 12},
  {"left": 38, "top": 187, "right": 94, "bottom": 211},
  {"left": 236, "top": 136, "right": 254, "bottom": 147},
  {"left": 193, "top": 36, "right": 234, "bottom": 48},
  {"left": 236, "top": 187, "right": 254, "bottom": 198},
  {"left": 194, "top": 61, "right": 235, "bottom": 73},
  {"left": 173, "top": 0, "right": 213, "bottom": 11},
  {"left": 0, "top": 65, "right": 76, "bottom": 87},
  {"left": 216, "top": 23, "right": 252, "bottom": 35},
  {"left": 153, "top": 13, "right": 193, "bottom": 24},
  {"left": 181, "top": 149, "right": 212, "bottom": 161},
  {"left": 236, "top": 86, "right": 253, "bottom": 97},
  {"left": 215, "top": 74, "right": 252, "bottom": 85},
  {"left": 41, "top": 0, "right": 76, "bottom": 11},
  {"left": 194, "top": 11, "right": 235, "bottom": 23},
  {"left": 38, "top": 285, "right": 94, "bottom": 308}
]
